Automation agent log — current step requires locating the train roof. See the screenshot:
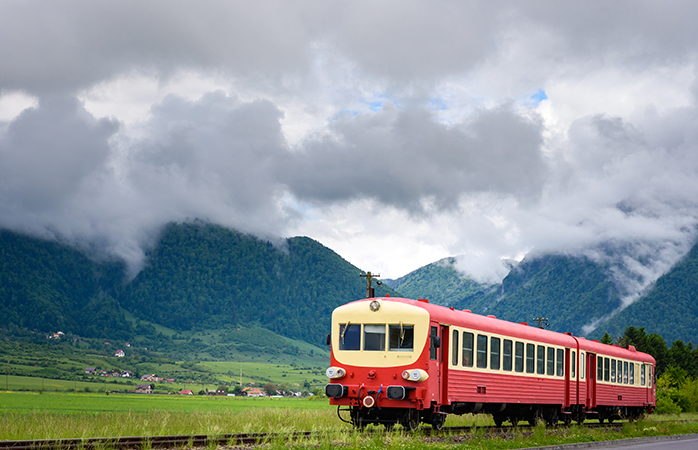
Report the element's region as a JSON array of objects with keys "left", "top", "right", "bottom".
[{"left": 345, "top": 296, "right": 655, "bottom": 364}]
